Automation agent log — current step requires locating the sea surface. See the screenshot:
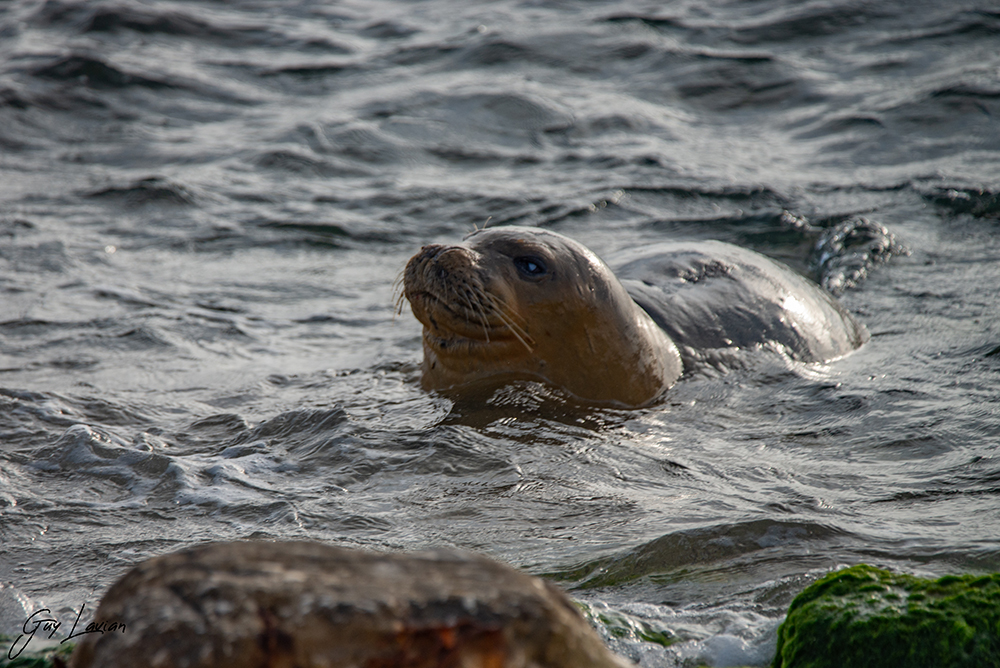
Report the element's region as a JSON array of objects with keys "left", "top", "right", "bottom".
[{"left": 1, "top": 0, "right": 999, "bottom": 665}]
